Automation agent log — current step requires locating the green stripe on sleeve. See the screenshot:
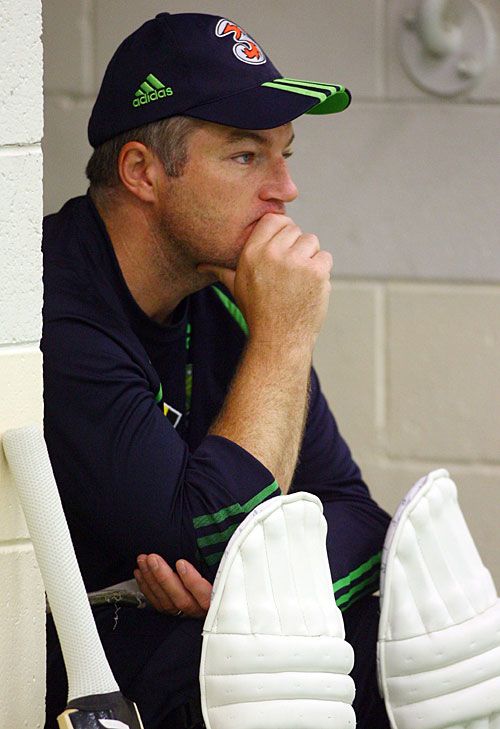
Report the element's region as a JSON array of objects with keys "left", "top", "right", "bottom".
[
  {"left": 193, "top": 480, "right": 279, "bottom": 529},
  {"left": 336, "top": 571, "right": 380, "bottom": 610},
  {"left": 211, "top": 286, "right": 249, "bottom": 336},
  {"left": 241, "top": 481, "right": 280, "bottom": 514},
  {"left": 204, "top": 550, "right": 225, "bottom": 567},
  {"left": 332, "top": 551, "right": 381, "bottom": 593},
  {"left": 197, "top": 522, "right": 239, "bottom": 549},
  {"left": 194, "top": 501, "right": 243, "bottom": 530}
]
